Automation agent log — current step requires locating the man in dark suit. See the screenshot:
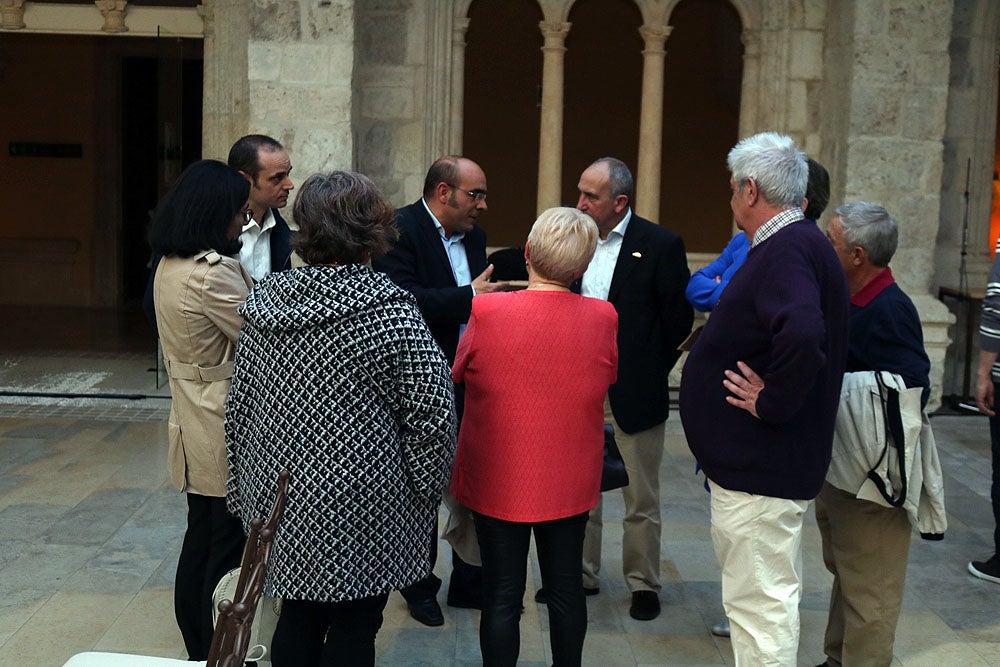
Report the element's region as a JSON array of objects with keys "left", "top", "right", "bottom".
[
  {"left": 226, "top": 134, "right": 295, "bottom": 278},
  {"left": 373, "top": 155, "right": 509, "bottom": 626},
  {"left": 143, "top": 135, "right": 295, "bottom": 331},
  {"left": 567, "top": 157, "right": 692, "bottom": 621}
]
